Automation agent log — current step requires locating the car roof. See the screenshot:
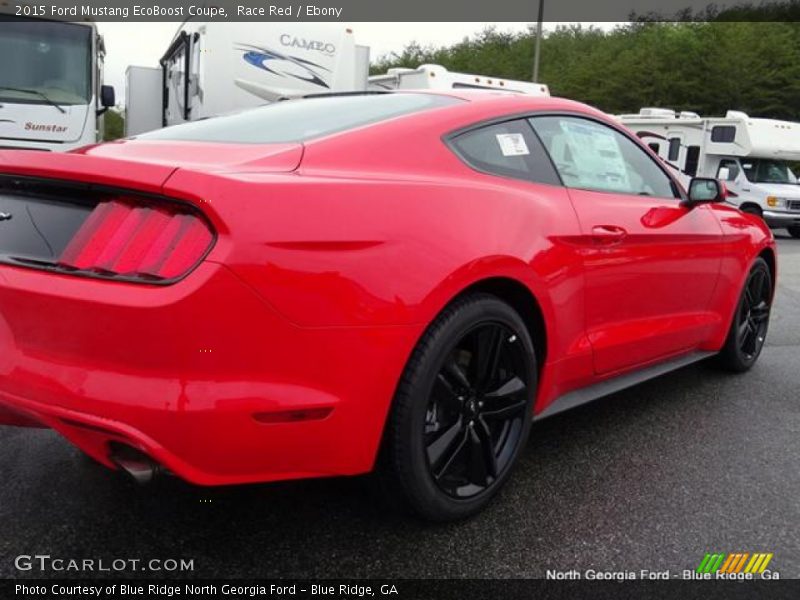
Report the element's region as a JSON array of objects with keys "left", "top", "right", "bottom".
[
  {"left": 378, "top": 89, "right": 610, "bottom": 123},
  {"left": 303, "top": 89, "right": 607, "bottom": 121}
]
